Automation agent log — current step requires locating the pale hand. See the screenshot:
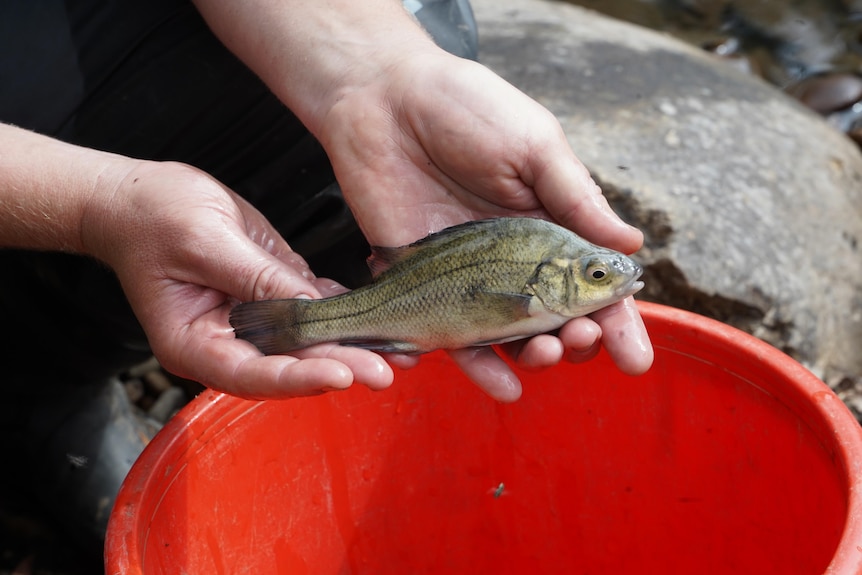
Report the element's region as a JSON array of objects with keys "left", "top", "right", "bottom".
[
  {"left": 84, "top": 161, "right": 398, "bottom": 399},
  {"left": 315, "top": 50, "right": 653, "bottom": 401}
]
